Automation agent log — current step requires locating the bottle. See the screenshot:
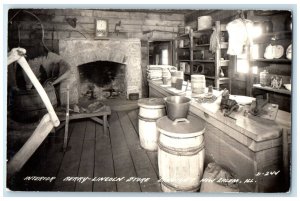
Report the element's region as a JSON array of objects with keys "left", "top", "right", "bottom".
[{"left": 219, "top": 68, "right": 224, "bottom": 77}]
